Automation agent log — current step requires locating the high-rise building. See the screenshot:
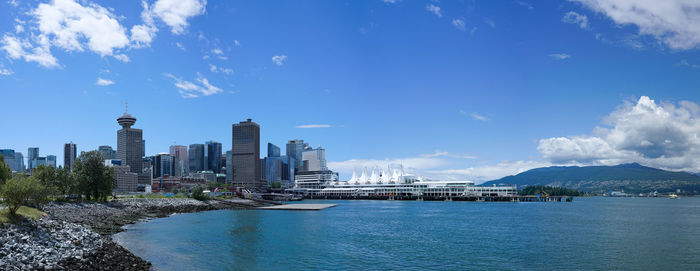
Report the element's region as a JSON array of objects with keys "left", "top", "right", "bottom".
[
  {"left": 98, "top": 145, "right": 116, "bottom": 160},
  {"left": 286, "top": 140, "right": 309, "bottom": 172},
  {"left": 153, "top": 153, "right": 175, "bottom": 178},
  {"left": 112, "top": 164, "right": 138, "bottom": 193},
  {"left": 46, "top": 155, "right": 57, "bottom": 168},
  {"left": 117, "top": 110, "right": 143, "bottom": 174},
  {"left": 301, "top": 146, "right": 328, "bottom": 171},
  {"left": 14, "top": 152, "right": 24, "bottom": 172},
  {"left": 232, "top": 119, "right": 262, "bottom": 188},
  {"left": 0, "top": 149, "right": 16, "bottom": 172},
  {"left": 28, "top": 147, "right": 39, "bottom": 169},
  {"left": 226, "top": 150, "right": 232, "bottom": 183},
  {"left": 205, "top": 140, "right": 222, "bottom": 173},
  {"left": 64, "top": 142, "right": 77, "bottom": 171},
  {"left": 268, "top": 143, "right": 280, "bottom": 157},
  {"left": 169, "top": 145, "right": 188, "bottom": 177},
  {"left": 188, "top": 144, "right": 205, "bottom": 173},
  {"left": 264, "top": 156, "right": 295, "bottom": 188}
]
